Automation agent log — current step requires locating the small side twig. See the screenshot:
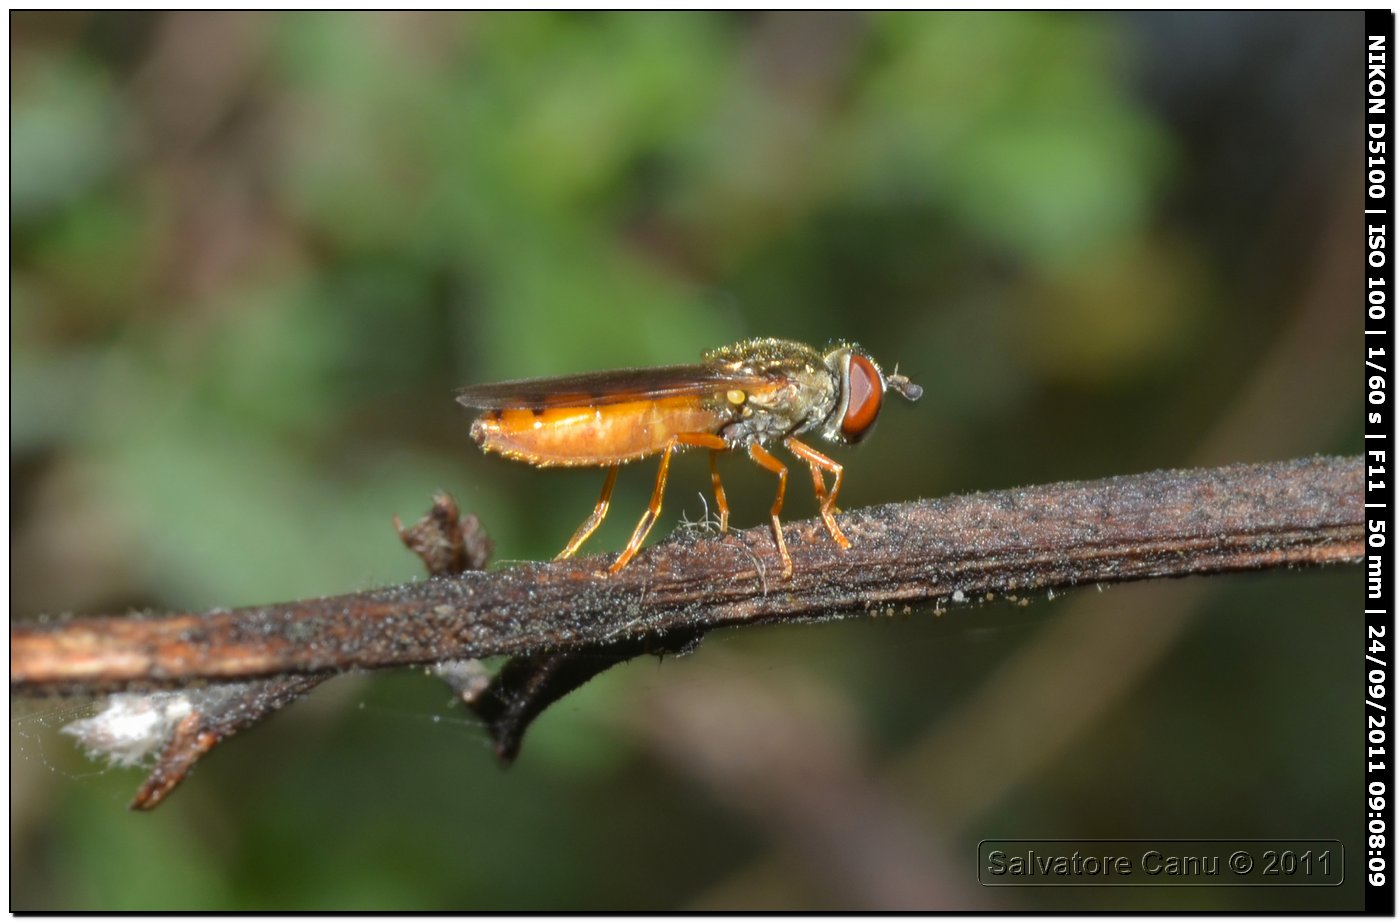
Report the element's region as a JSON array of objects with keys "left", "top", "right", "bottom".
[
  {"left": 399, "top": 493, "right": 710, "bottom": 761},
  {"left": 466, "top": 626, "right": 705, "bottom": 762},
  {"left": 13, "top": 456, "right": 1362, "bottom": 699},
  {"left": 130, "top": 676, "right": 326, "bottom": 809},
  {"left": 393, "top": 492, "right": 495, "bottom": 577},
  {"left": 95, "top": 493, "right": 496, "bottom": 809}
]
